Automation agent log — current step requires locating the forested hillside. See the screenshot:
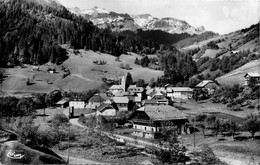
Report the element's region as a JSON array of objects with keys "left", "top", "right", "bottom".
[
  {"left": 122, "top": 29, "right": 193, "bottom": 46},
  {"left": 175, "top": 31, "right": 217, "bottom": 48},
  {"left": 0, "top": 0, "right": 164, "bottom": 67}
]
